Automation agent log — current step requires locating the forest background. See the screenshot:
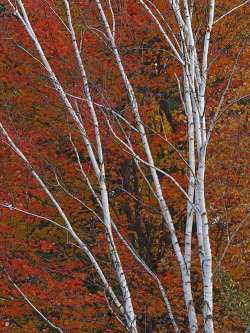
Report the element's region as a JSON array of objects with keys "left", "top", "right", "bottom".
[{"left": 0, "top": 0, "right": 249, "bottom": 332}]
